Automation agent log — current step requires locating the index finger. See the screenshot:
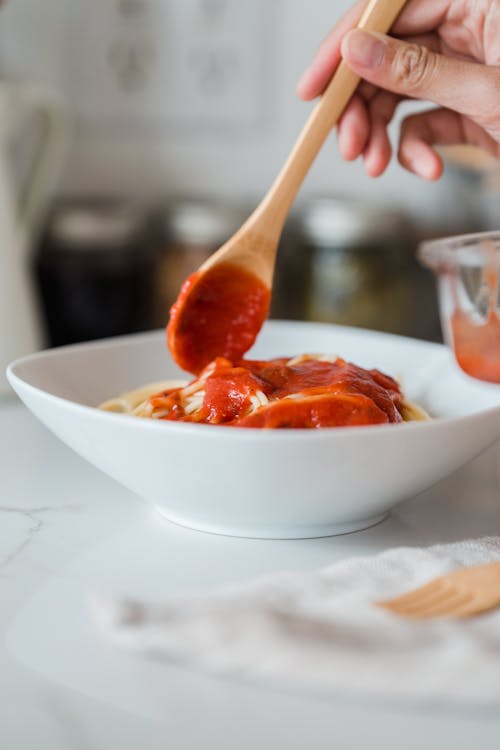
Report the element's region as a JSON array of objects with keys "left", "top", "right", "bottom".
[
  {"left": 392, "top": 0, "right": 450, "bottom": 35},
  {"left": 297, "top": 0, "right": 367, "bottom": 100}
]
